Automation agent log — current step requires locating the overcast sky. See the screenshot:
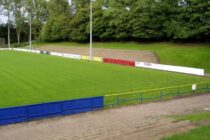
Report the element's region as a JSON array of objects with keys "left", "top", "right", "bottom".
[
  {"left": 0, "top": 15, "right": 7, "bottom": 24},
  {"left": 0, "top": 0, "right": 72, "bottom": 24}
]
